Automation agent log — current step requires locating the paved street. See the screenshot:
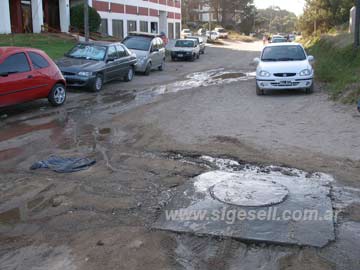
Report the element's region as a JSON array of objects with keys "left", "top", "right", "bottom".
[{"left": 1, "top": 41, "right": 360, "bottom": 270}]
